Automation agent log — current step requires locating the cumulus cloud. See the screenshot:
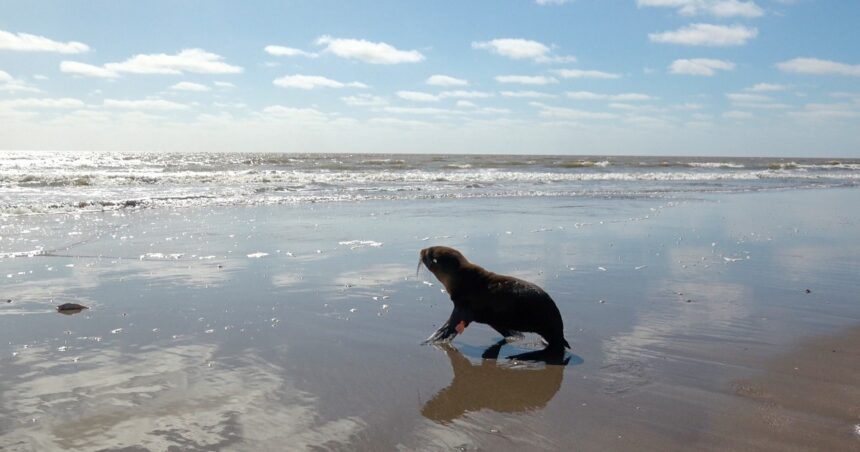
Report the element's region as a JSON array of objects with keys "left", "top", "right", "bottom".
[
  {"left": 472, "top": 38, "right": 575, "bottom": 63},
  {"left": 60, "top": 61, "right": 119, "bottom": 78},
  {"left": 776, "top": 58, "right": 860, "bottom": 76},
  {"left": 495, "top": 75, "right": 558, "bottom": 85},
  {"left": 649, "top": 23, "right": 758, "bottom": 46},
  {"left": 669, "top": 58, "right": 735, "bottom": 76},
  {"left": 103, "top": 99, "right": 190, "bottom": 110},
  {"left": 341, "top": 94, "right": 388, "bottom": 107},
  {"left": 213, "top": 81, "right": 235, "bottom": 88},
  {"left": 425, "top": 75, "right": 468, "bottom": 86},
  {"left": 396, "top": 91, "right": 440, "bottom": 102},
  {"left": 107, "top": 49, "right": 243, "bottom": 74},
  {"left": 722, "top": 110, "right": 754, "bottom": 119},
  {"left": 500, "top": 90, "right": 555, "bottom": 98},
  {"left": 0, "top": 71, "right": 42, "bottom": 93},
  {"left": 637, "top": 0, "right": 764, "bottom": 18},
  {"left": 566, "top": 91, "right": 656, "bottom": 101},
  {"left": 264, "top": 45, "right": 318, "bottom": 58},
  {"left": 0, "top": 97, "right": 85, "bottom": 109},
  {"left": 553, "top": 69, "right": 621, "bottom": 79},
  {"left": 530, "top": 102, "right": 617, "bottom": 120},
  {"left": 262, "top": 105, "right": 332, "bottom": 122},
  {"left": 726, "top": 92, "right": 771, "bottom": 103},
  {"left": 316, "top": 35, "right": 424, "bottom": 64},
  {"left": 0, "top": 29, "right": 89, "bottom": 53},
  {"left": 60, "top": 49, "right": 243, "bottom": 78},
  {"left": 747, "top": 83, "right": 788, "bottom": 92},
  {"left": 273, "top": 74, "right": 367, "bottom": 89},
  {"left": 396, "top": 90, "right": 493, "bottom": 102},
  {"left": 170, "top": 81, "right": 210, "bottom": 92}
]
